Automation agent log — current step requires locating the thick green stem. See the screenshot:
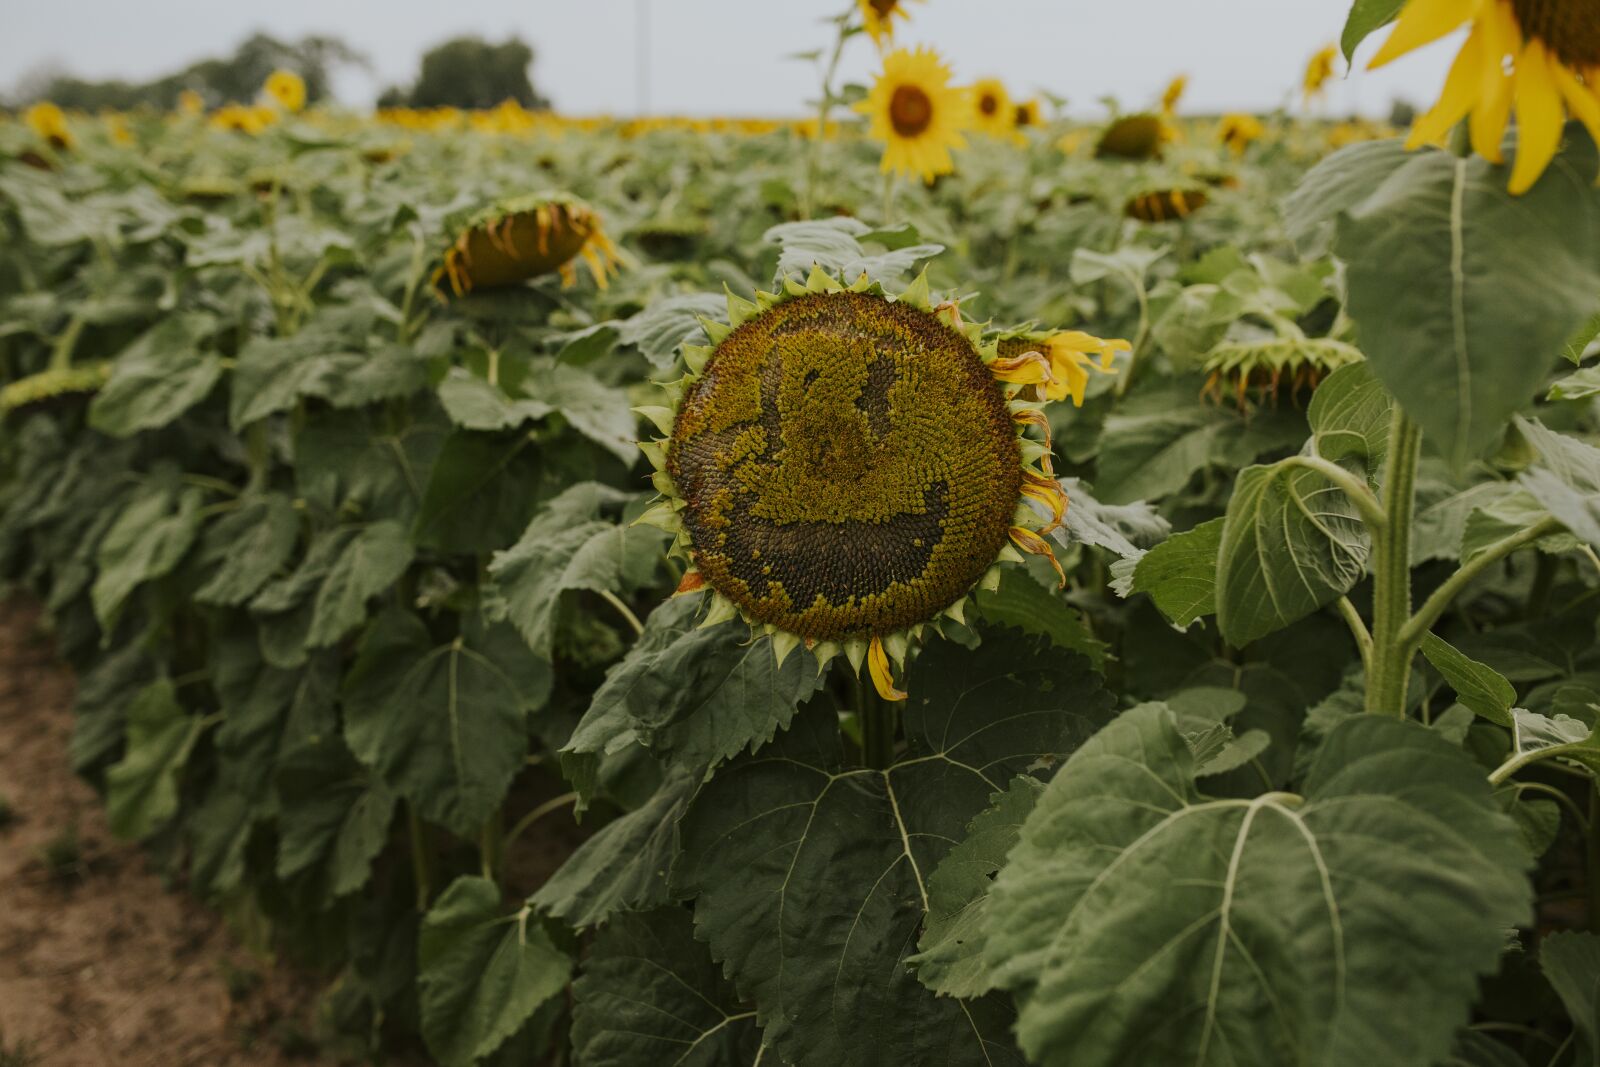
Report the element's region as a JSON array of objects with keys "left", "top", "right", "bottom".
[
  {"left": 801, "top": 14, "right": 852, "bottom": 220},
  {"left": 479, "top": 808, "right": 503, "bottom": 883},
  {"left": 858, "top": 672, "right": 895, "bottom": 770},
  {"left": 1589, "top": 783, "right": 1600, "bottom": 934},
  {"left": 1365, "top": 408, "right": 1422, "bottom": 715}
]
